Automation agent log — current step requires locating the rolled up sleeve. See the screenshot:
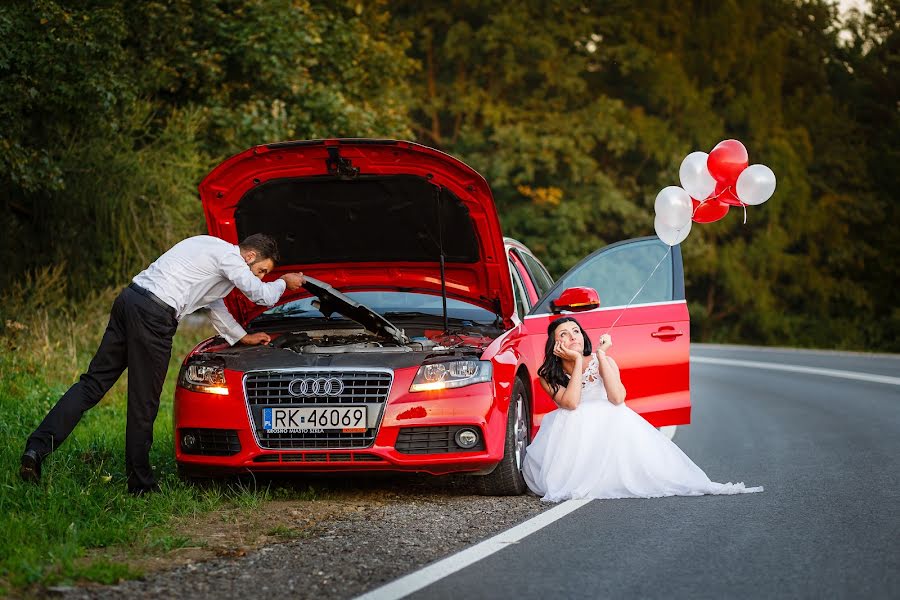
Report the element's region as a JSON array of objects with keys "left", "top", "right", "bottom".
[
  {"left": 207, "top": 299, "right": 247, "bottom": 346},
  {"left": 219, "top": 252, "right": 286, "bottom": 306}
]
